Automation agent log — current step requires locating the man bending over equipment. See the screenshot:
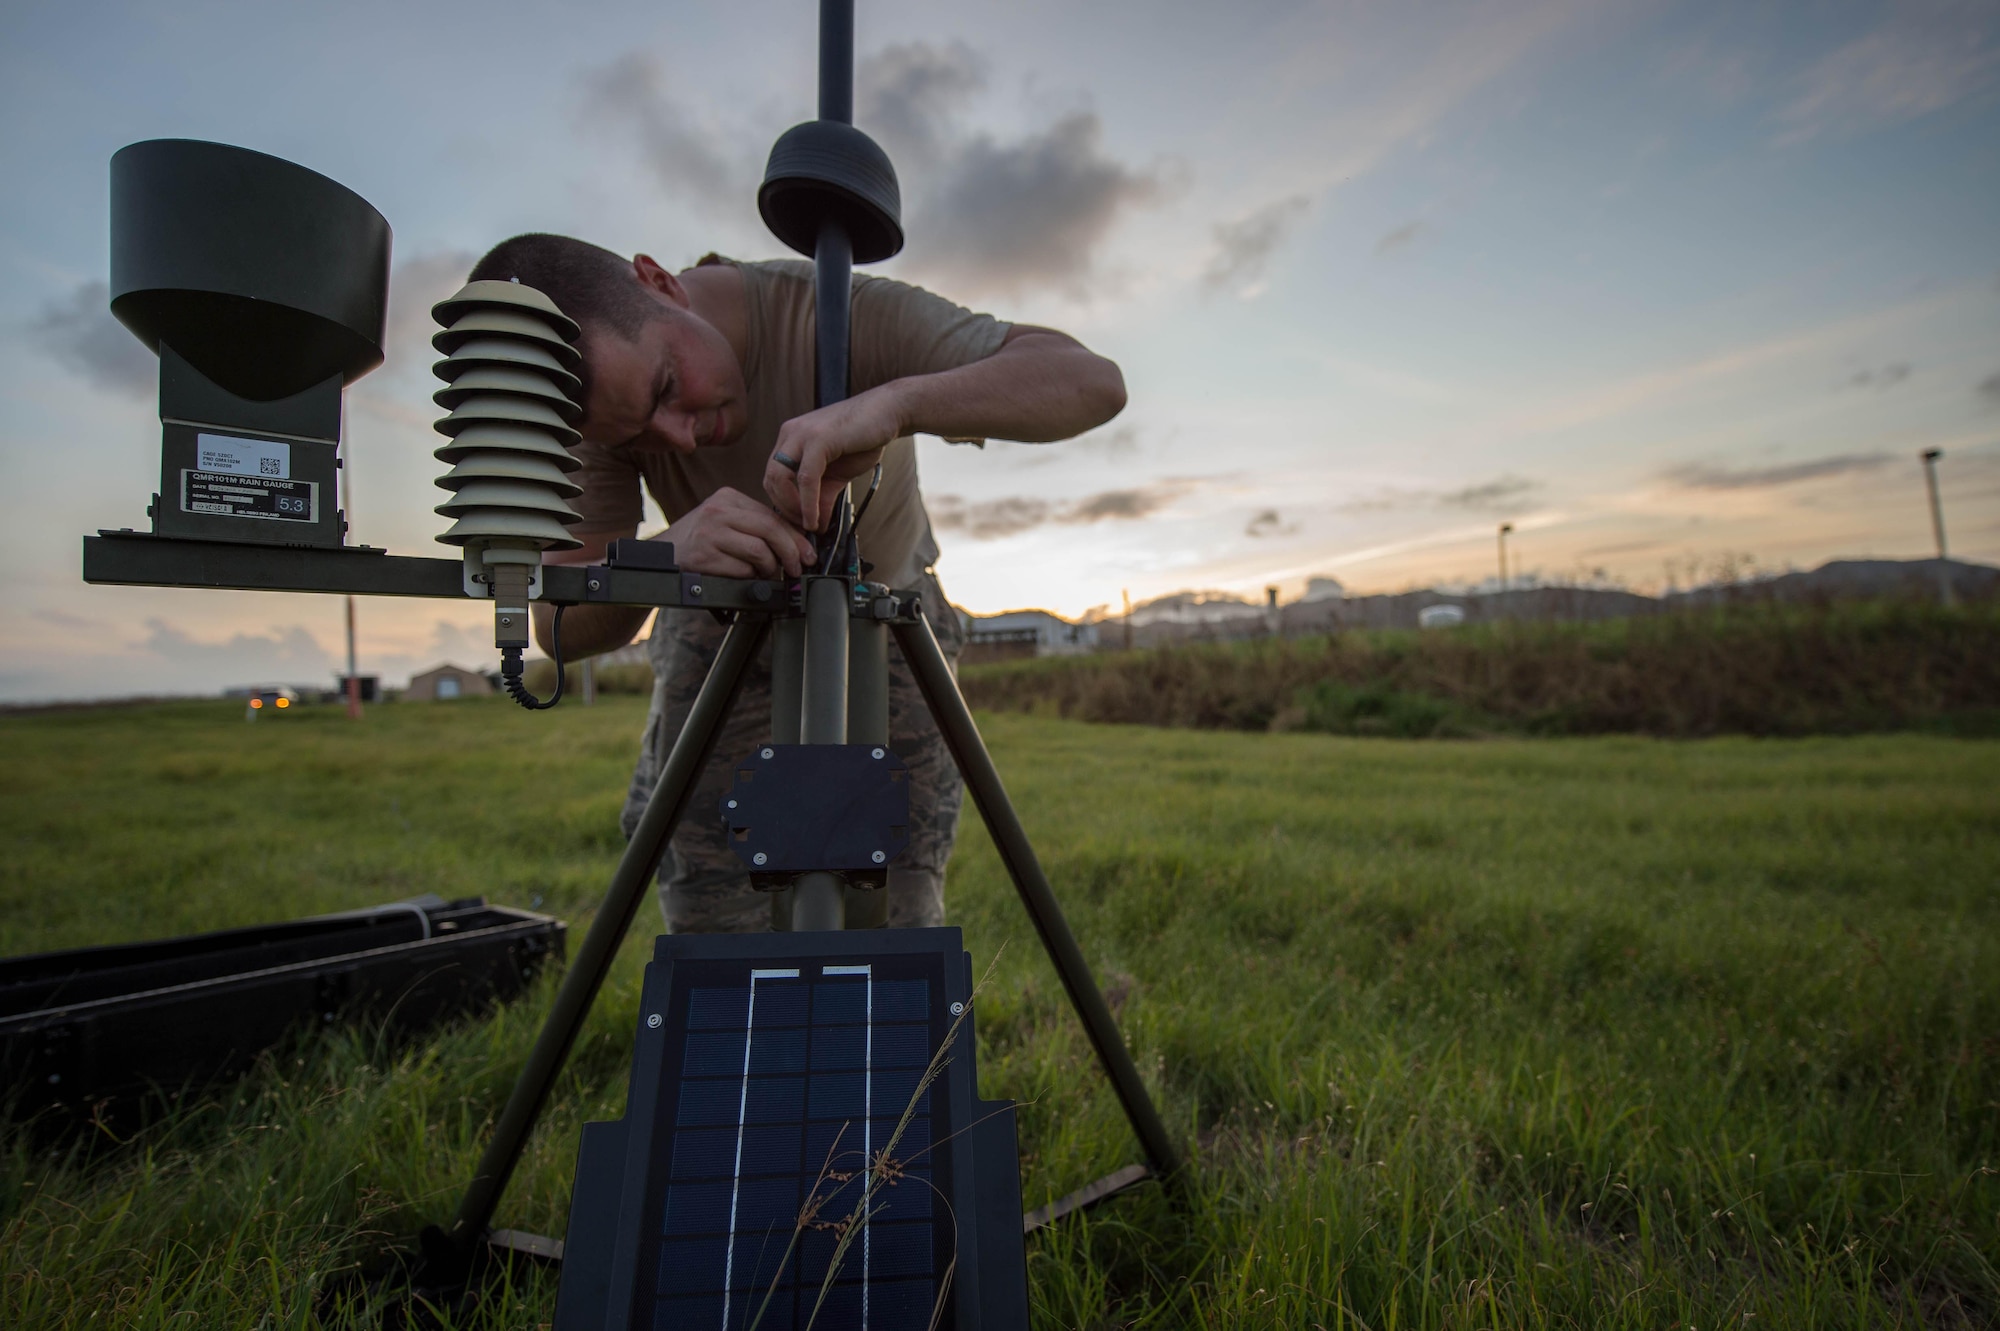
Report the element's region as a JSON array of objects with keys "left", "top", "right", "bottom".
[{"left": 467, "top": 236, "right": 1127, "bottom": 933}]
